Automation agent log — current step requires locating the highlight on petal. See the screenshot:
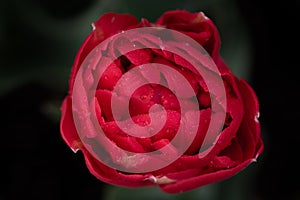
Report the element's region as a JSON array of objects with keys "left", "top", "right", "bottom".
[{"left": 145, "top": 175, "right": 176, "bottom": 184}]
